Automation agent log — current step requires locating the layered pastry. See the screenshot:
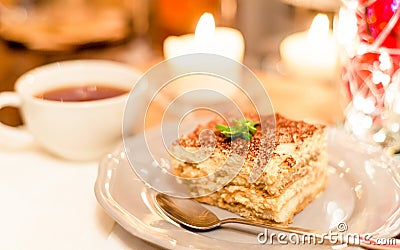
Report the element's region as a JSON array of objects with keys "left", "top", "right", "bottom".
[{"left": 170, "top": 113, "right": 328, "bottom": 224}]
